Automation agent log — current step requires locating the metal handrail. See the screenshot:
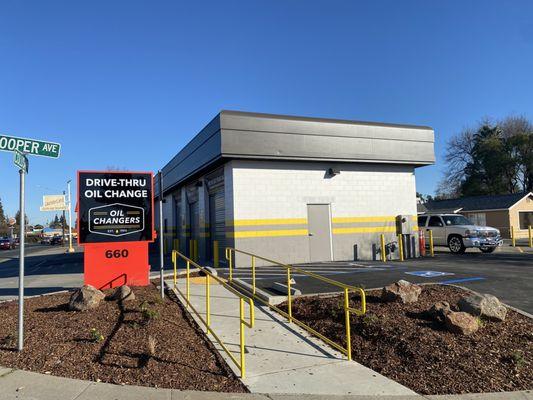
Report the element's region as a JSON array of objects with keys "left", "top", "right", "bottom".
[
  {"left": 172, "top": 250, "right": 254, "bottom": 378},
  {"left": 225, "top": 247, "right": 366, "bottom": 361}
]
